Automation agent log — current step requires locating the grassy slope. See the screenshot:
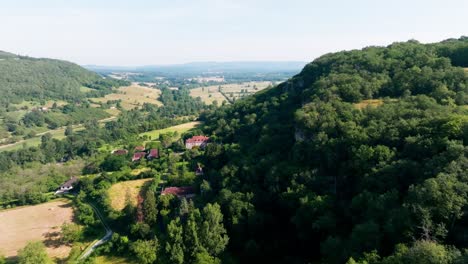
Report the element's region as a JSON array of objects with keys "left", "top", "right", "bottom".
[
  {"left": 91, "top": 84, "right": 163, "bottom": 110},
  {"left": 108, "top": 179, "right": 153, "bottom": 211}
]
